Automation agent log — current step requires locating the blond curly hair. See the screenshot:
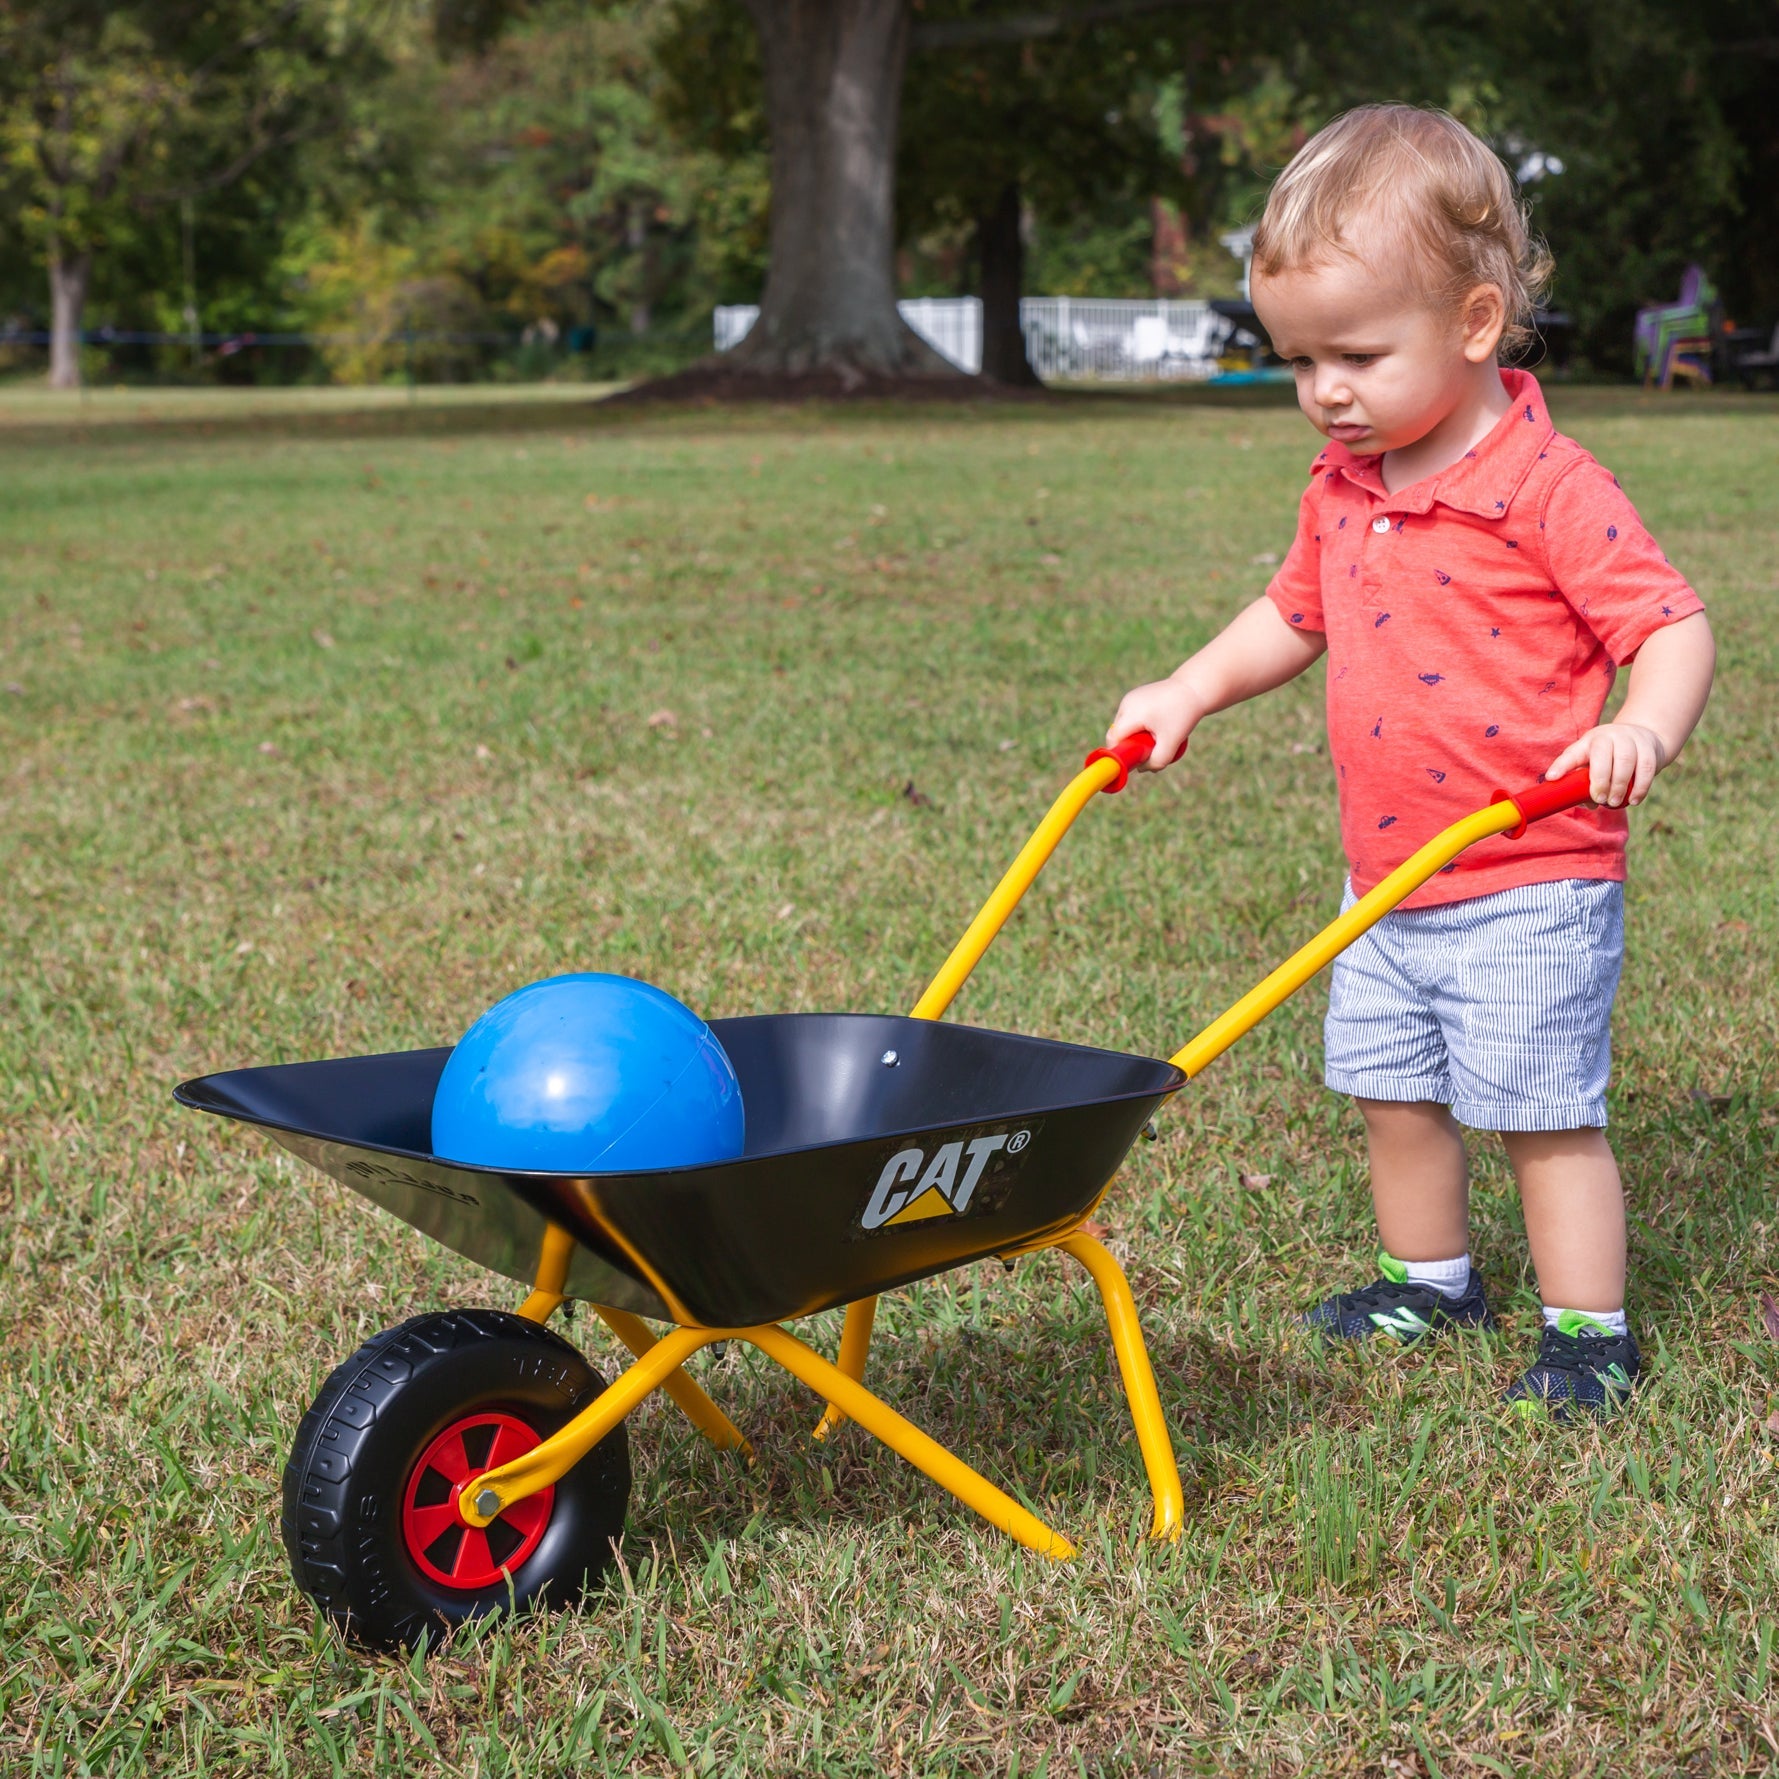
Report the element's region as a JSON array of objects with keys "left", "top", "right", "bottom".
[{"left": 1252, "top": 104, "right": 1554, "bottom": 358}]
